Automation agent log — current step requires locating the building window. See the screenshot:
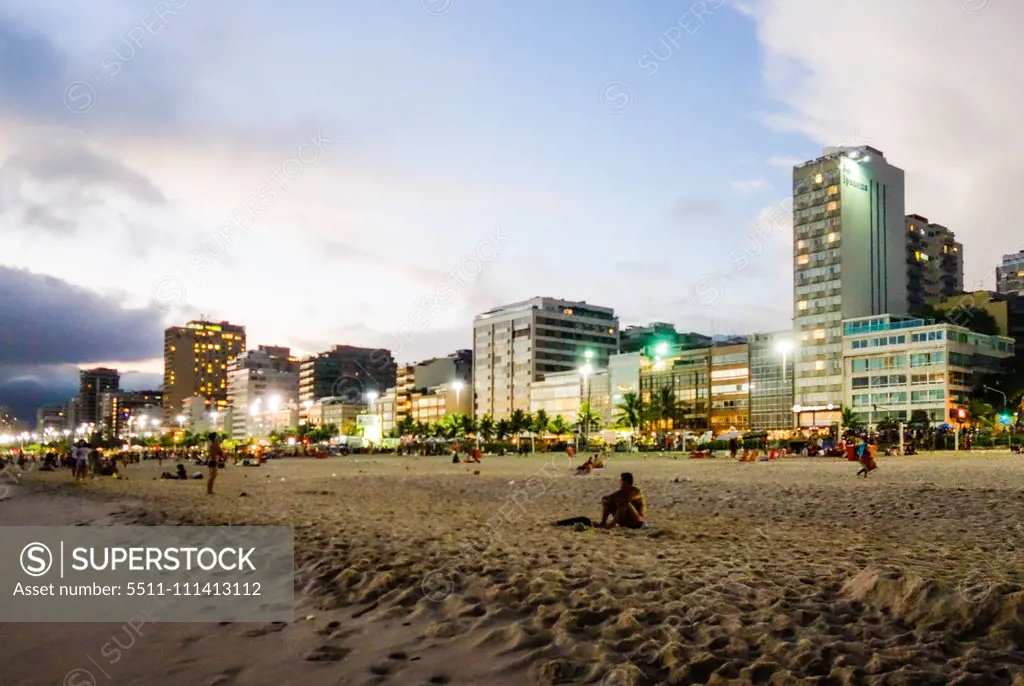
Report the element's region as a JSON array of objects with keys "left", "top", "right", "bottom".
[
  {"left": 814, "top": 173, "right": 823, "bottom": 184},
  {"left": 827, "top": 185, "right": 838, "bottom": 195},
  {"left": 814, "top": 360, "right": 825, "bottom": 371},
  {"left": 798, "top": 301, "right": 808, "bottom": 311},
  {"left": 797, "top": 255, "right": 810, "bottom": 265},
  {"left": 813, "top": 329, "right": 826, "bottom": 340},
  {"left": 827, "top": 201, "right": 838, "bottom": 212},
  {"left": 827, "top": 233, "right": 838, "bottom": 243}
]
